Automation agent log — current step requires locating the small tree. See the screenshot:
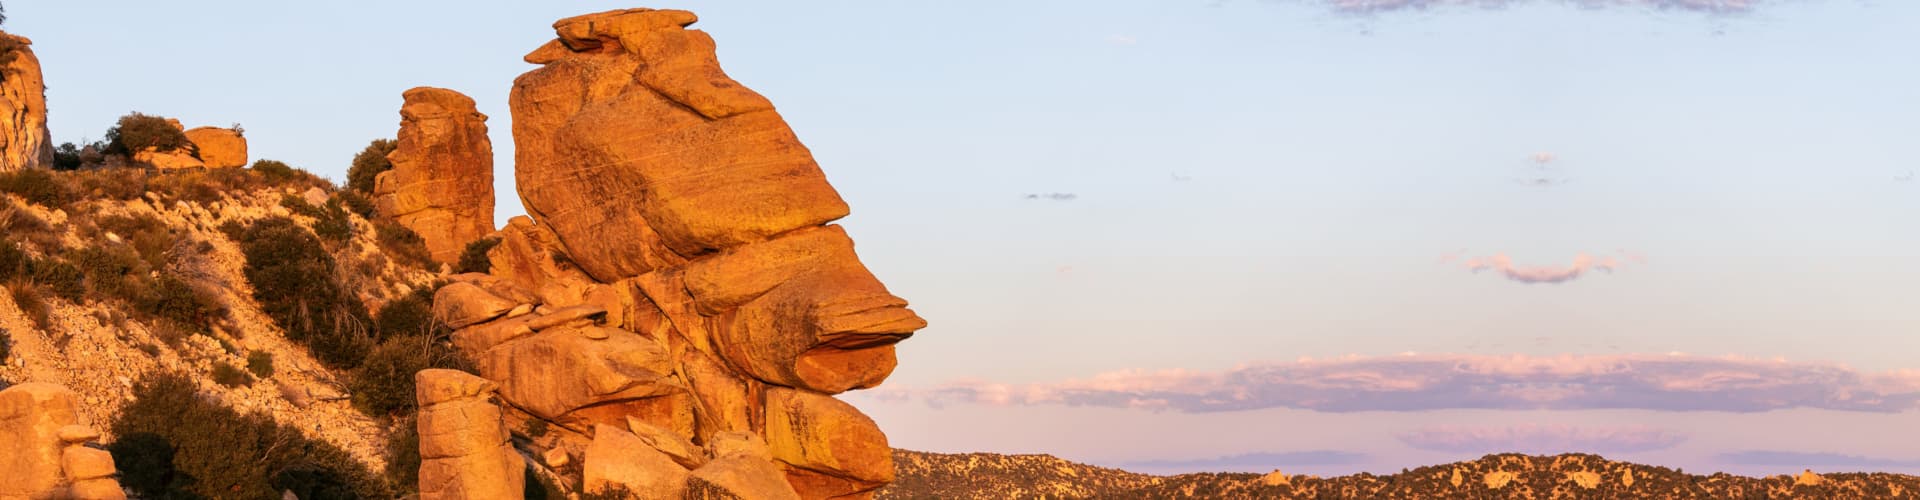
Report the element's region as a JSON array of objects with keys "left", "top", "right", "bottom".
[
  {"left": 346, "top": 139, "right": 397, "bottom": 193},
  {"left": 104, "top": 112, "right": 197, "bottom": 158}
]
